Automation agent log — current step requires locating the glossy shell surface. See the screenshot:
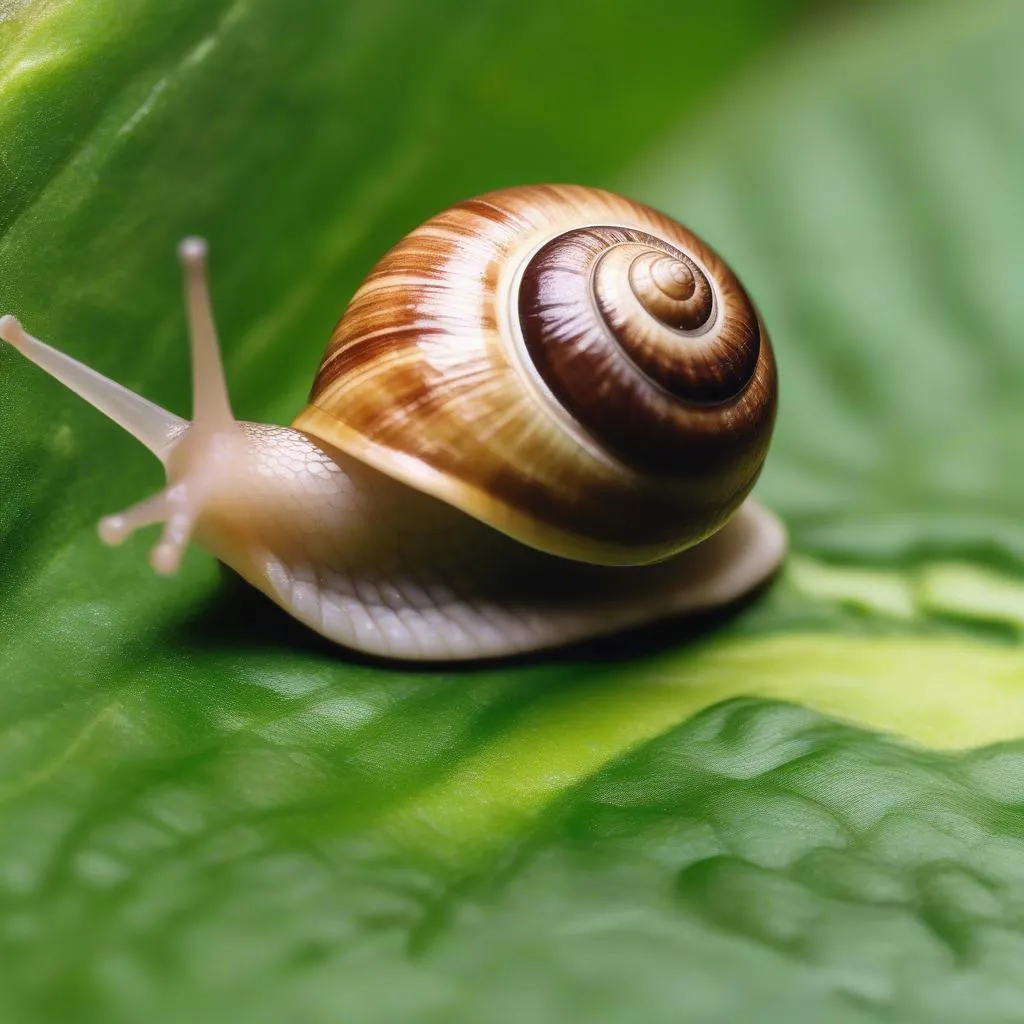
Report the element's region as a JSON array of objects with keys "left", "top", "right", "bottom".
[{"left": 292, "top": 185, "right": 775, "bottom": 564}]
